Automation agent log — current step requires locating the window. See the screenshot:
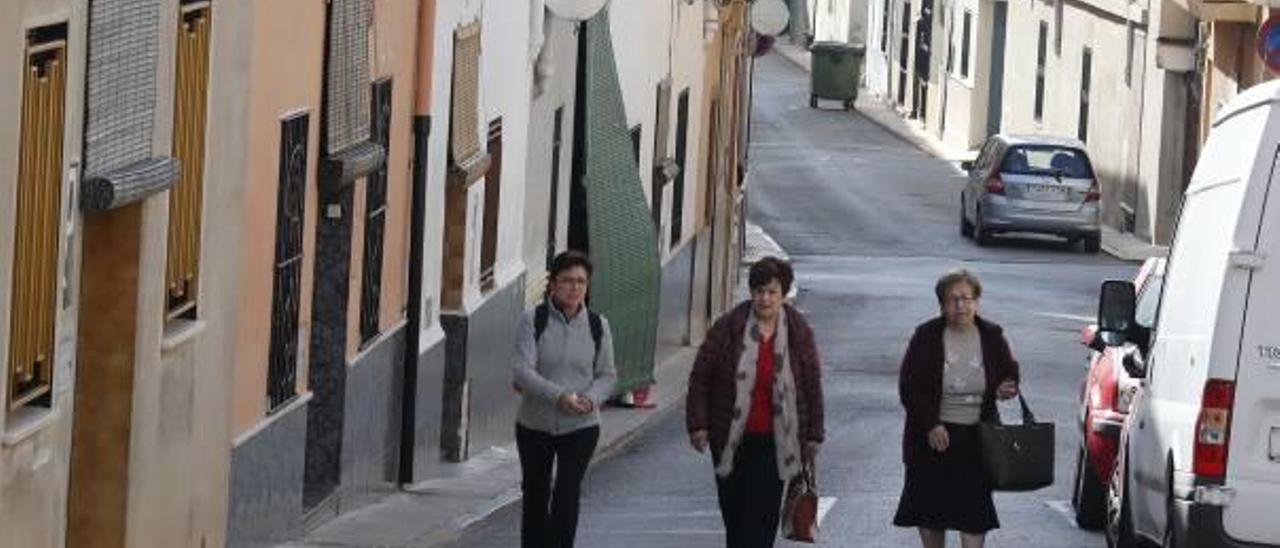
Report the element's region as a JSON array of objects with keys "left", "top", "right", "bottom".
[
  {"left": 546, "top": 108, "right": 564, "bottom": 270},
  {"left": 1078, "top": 48, "right": 1092, "bottom": 143},
  {"left": 166, "top": 5, "right": 211, "bottom": 321},
  {"left": 1035, "top": 22, "right": 1047, "bottom": 122},
  {"left": 961, "top": 11, "right": 972, "bottom": 79},
  {"left": 629, "top": 124, "right": 642, "bottom": 167},
  {"left": 480, "top": 118, "right": 503, "bottom": 291},
  {"left": 881, "top": 0, "right": 891, "bottom": 52},
  {"left": 999, "top": 145, "right": 1094, "bottom": 178},
  {"left": 360, "top": 78, "right": 392, "bottom": 346},
  {"left": 671, "top": 89, "right": 690, "bottom": 246},
  {"left": 8, "top": 25, "right": 67, "bottom": 410},
  {"left": 442, "top": 23, "right": 488, "bottom": 309},
  {"left": 899, "top": 2, "right": 911, "bottom": 105},
  {"left": 651, "top": 83, "right": 671, "bottom": 234},
  {"left": 1125, "top": 24, "right": 1135, "bottom": 87},
  {"left": 267, "top": 113, "right": 309, "bottom": 411}
]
